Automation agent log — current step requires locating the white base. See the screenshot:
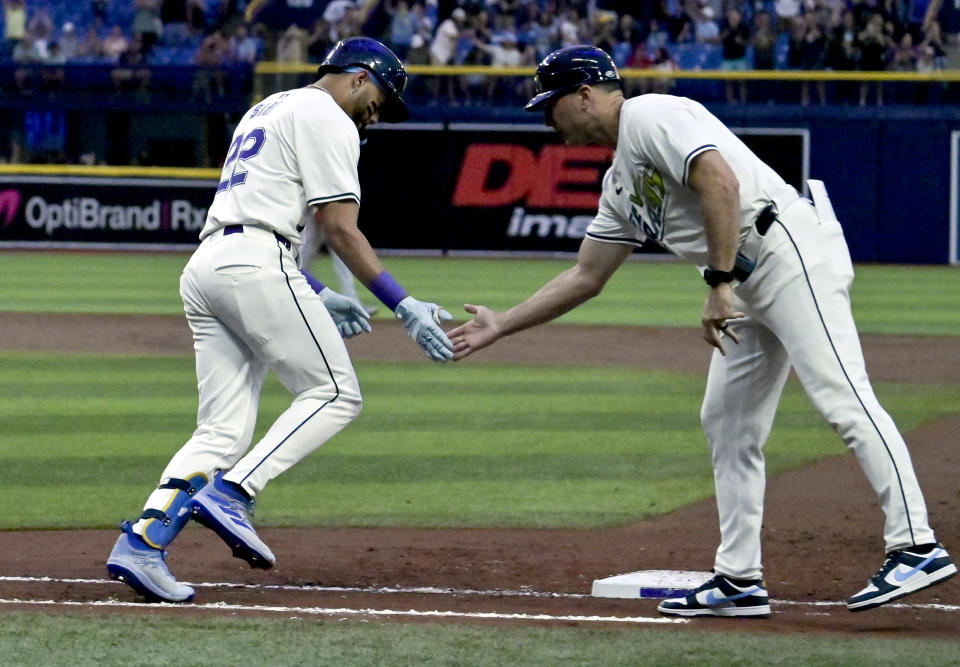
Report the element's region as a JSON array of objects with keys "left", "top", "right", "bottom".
[{"left": 591, "top": 570, "right": 713, "bottom": 599}]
